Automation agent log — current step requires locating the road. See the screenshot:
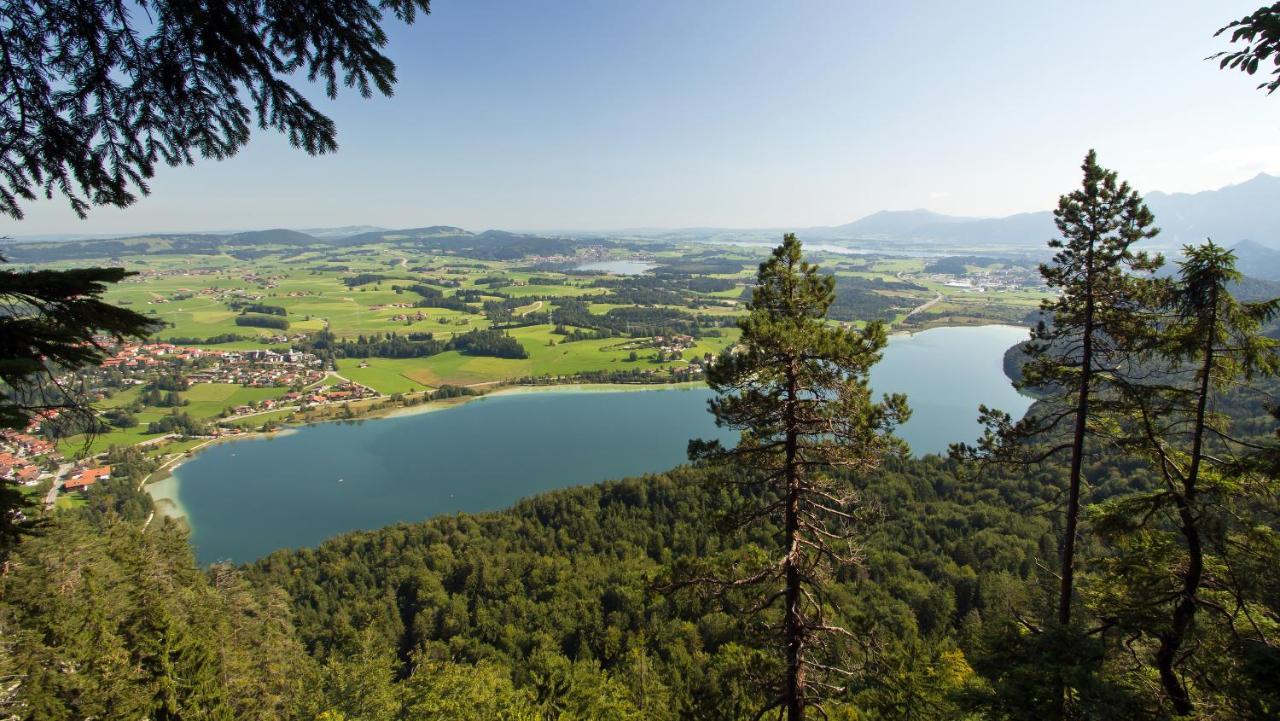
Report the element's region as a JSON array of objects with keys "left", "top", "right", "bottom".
[
  {"left": 905, "top": 292, "right": 944, "bottom": 320},
  {"left": 42, "top": 462, "right": 74, "bottom": 510}
]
